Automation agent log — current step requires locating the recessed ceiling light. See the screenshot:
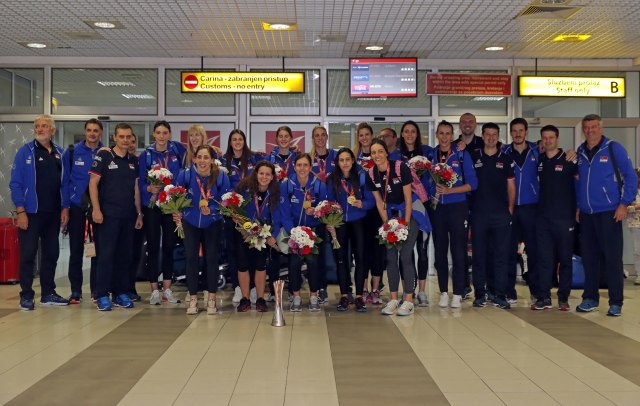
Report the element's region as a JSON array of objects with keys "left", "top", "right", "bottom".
[
  {"left": 485, "top": 46, "right": 504, "bottom": 51},
  {"left": 365, "top": 45, "right": 384, "bottom": 51},
  {"left": 552, "top": 34, "right": 591, "bottom": 42},
  {"left": 26, "top": 42, "right": 47, "bottom": 49},
  {"left": 93, "top": 21, "right": 116, "bottom": 29},
  {"left": 261, "top": 22, "right": 296, "bottom": 31},
  {"left": 84, "top": 20, "right": 124, "bottom": 29}
]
